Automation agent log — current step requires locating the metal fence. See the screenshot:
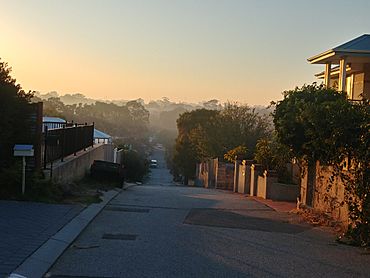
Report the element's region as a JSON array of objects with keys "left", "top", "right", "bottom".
[{"left": 42, "top": 123, "right": 94, "bottom": 168}]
